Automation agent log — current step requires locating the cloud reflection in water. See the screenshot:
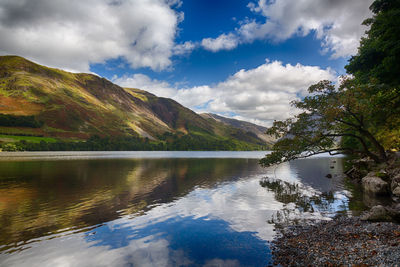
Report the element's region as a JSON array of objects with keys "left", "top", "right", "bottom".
[{"left": 0, "top": 154, "right": 354, "bottom": 266}]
